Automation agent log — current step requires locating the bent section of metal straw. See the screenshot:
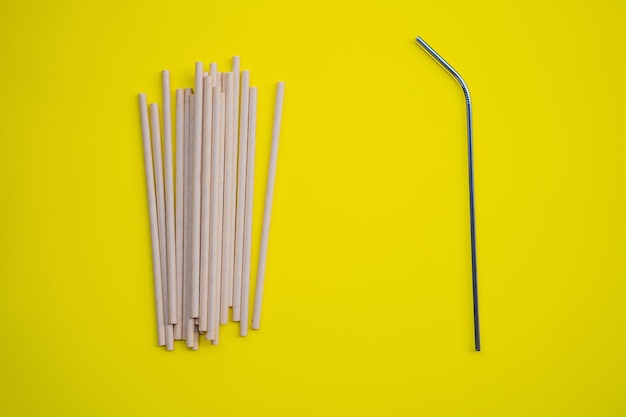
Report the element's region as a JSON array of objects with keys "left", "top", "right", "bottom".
[{"left": 415, "top": 36, "right": 480, "bottom": 352}]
